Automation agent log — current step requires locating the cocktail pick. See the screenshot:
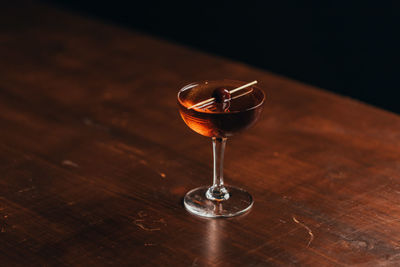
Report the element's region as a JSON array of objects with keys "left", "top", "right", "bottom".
[
  {"left": 197, "top": 88, "right": 254, "bottom": 111},
  {"left": 188, "top": 80, "right": 258, "bottom": 110}
]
